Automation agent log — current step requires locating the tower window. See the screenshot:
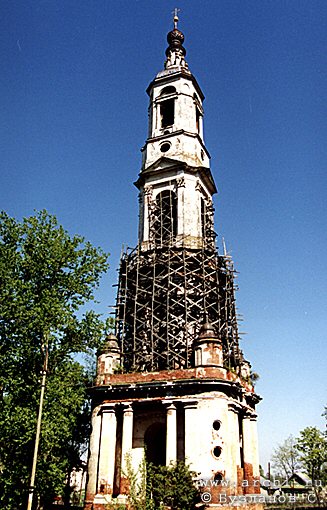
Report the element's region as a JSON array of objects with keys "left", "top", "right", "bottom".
[
  {"left": 160, "top": 99, "right": 175, "bottom": 128},
  {"left": 214, "top": 472, "right": 223, "bottom": 483},
  {"left": 160, "top": 142, "right": 171, "bottom": 153},
  {"left": 212, "top": 446, "right": 222, "bottom": 459},
  {"left": 213, "top": 420, "right": 221, "bottom": 431},
  {"left": 196, "top": 106, "right": 200, "bottom": 133},
  {"left": 154, "top": 190, "right": 177, "bottom": 245}
]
